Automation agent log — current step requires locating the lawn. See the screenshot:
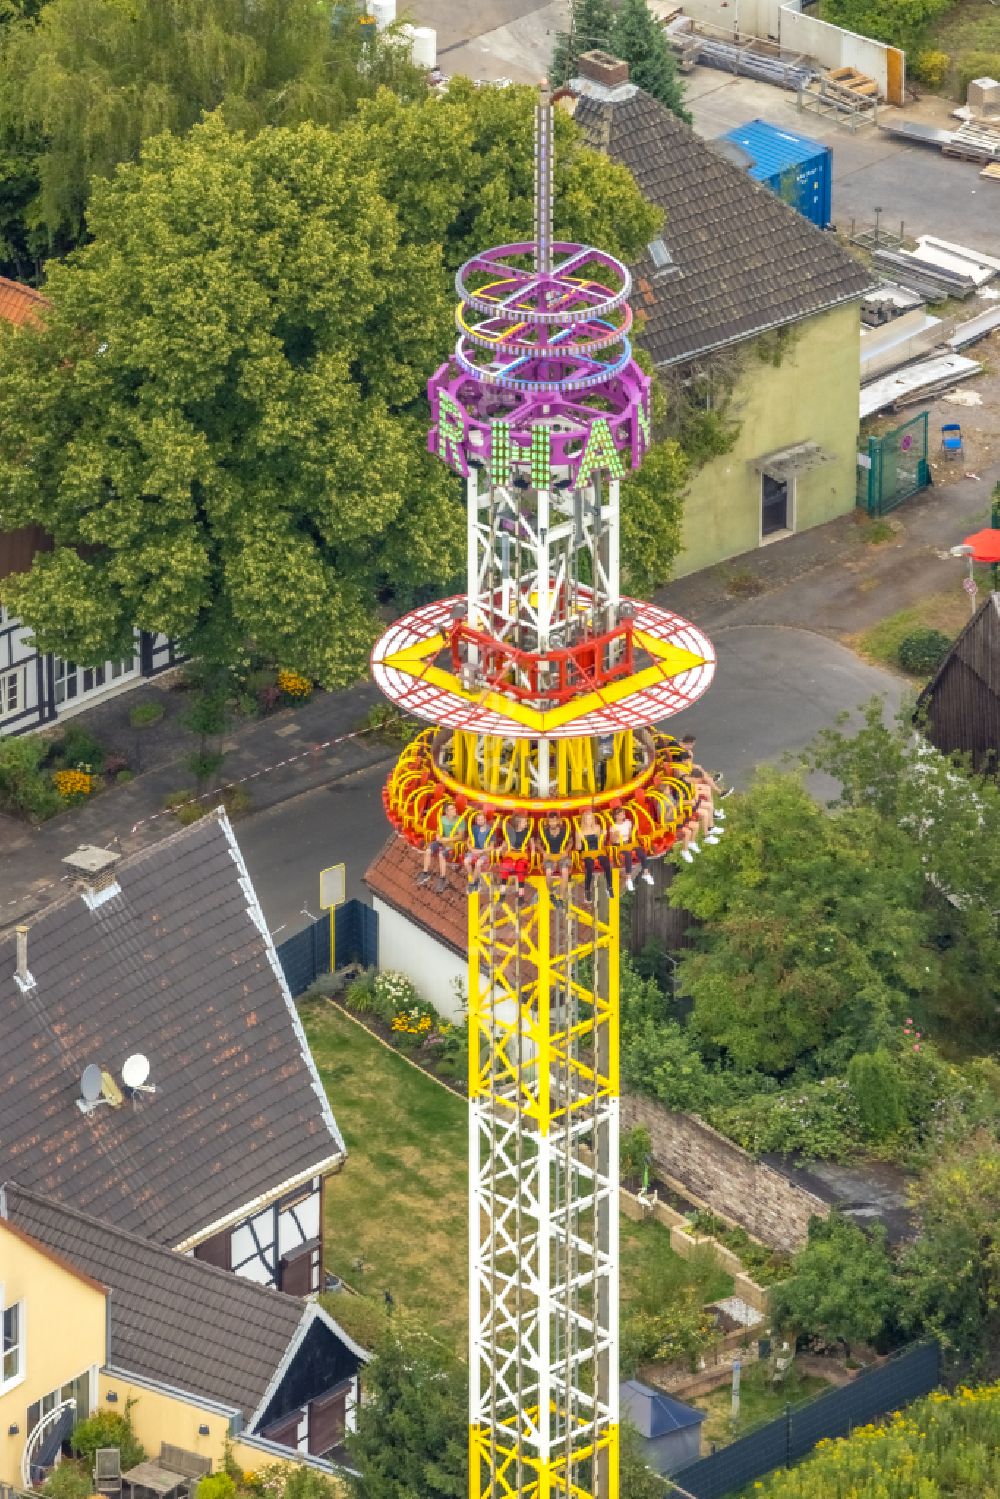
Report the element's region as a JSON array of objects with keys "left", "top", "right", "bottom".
[
  {"left": 848, "top": 585, "right": 983, "bottom": 678},
  {"left": 301, "top": 999, "right": 729, "bottom": 1353},
  {"left": 697, "top": 1362, "right": 834, "bottom": 1451}
]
